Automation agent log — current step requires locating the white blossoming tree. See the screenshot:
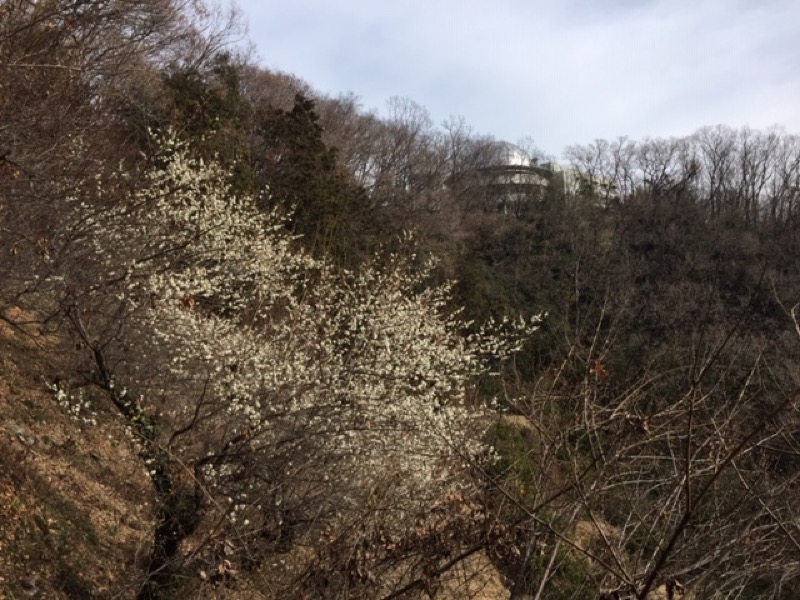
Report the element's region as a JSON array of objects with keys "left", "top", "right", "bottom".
[{"left": 41, "top": 134, "right": 540, "bottom": 596}]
